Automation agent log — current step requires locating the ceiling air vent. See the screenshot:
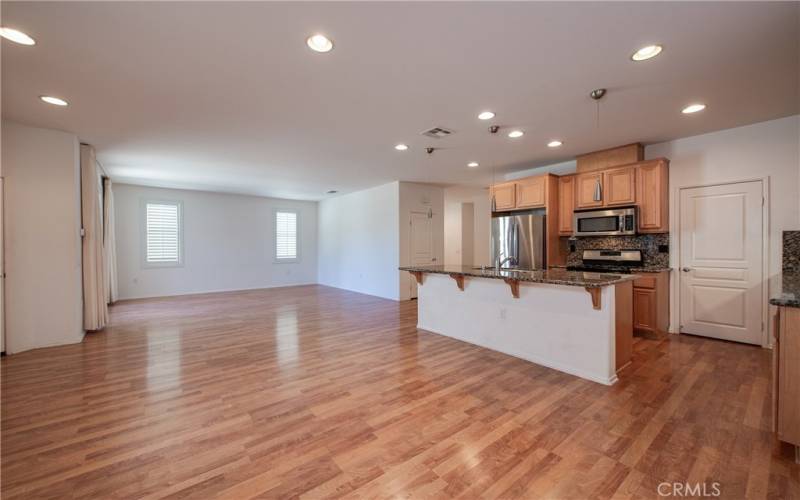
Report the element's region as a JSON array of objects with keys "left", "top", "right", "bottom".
[{"left": 420, "top": 127, "right": 453, "bottom": 139}]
